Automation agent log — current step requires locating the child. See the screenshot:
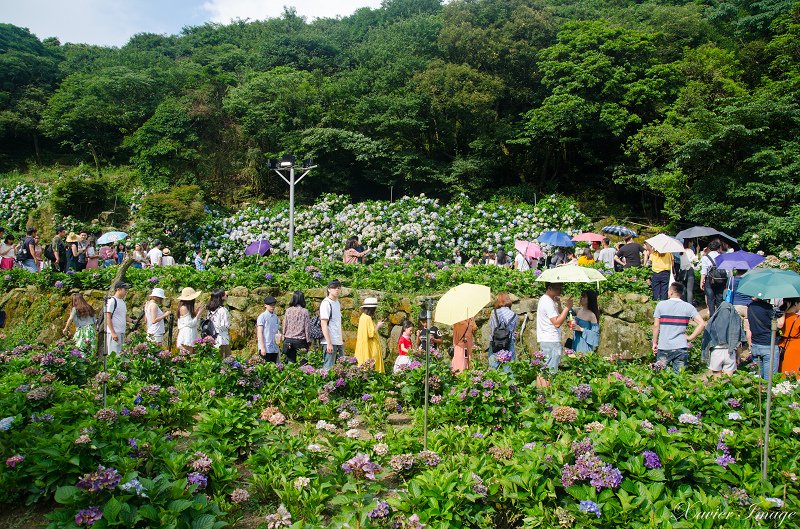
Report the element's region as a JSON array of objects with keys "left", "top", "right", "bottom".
[
  {"left": 257, "top": 296, "right": 281, "bottom": 363},
  {"left": 394, "top": 320, "right": 414, "bottom": 373}
]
